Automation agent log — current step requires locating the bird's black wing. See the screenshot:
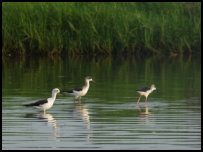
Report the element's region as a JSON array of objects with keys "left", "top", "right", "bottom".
[
  {"left": 73, "top": 87, "right": 83, "bottom": 92},
  {"left": 62, "top": 87, "right": 82, "bottom": 93},
  {"left": 24, "top": 99, "right": 48, "bottom": 107},
  {"left": 136, "top": 87, "right": 150, "bottom": 92}
]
